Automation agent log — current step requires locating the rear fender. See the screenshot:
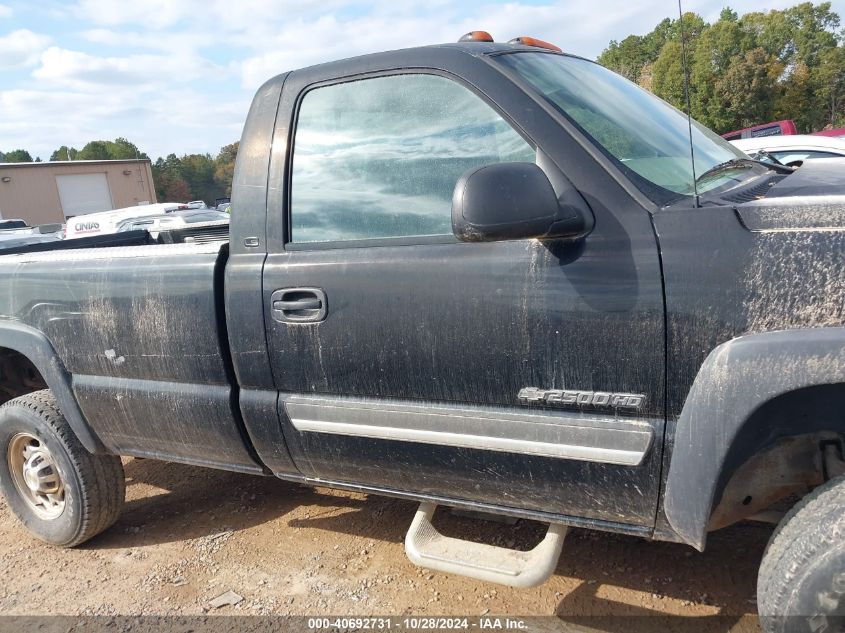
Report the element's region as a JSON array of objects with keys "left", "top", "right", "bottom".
[{"left": 0, "top": 321, "right": 106, "bottom": 453}]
